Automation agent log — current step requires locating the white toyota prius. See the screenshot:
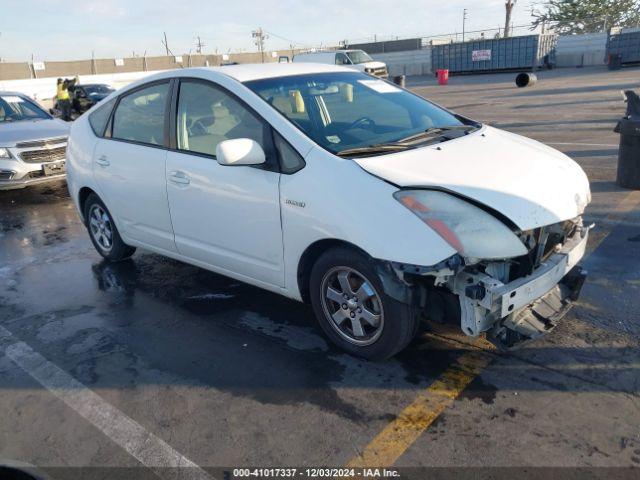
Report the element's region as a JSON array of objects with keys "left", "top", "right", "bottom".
[{"left": 67, "top": 63, "right": 591, "bottom": 359}]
